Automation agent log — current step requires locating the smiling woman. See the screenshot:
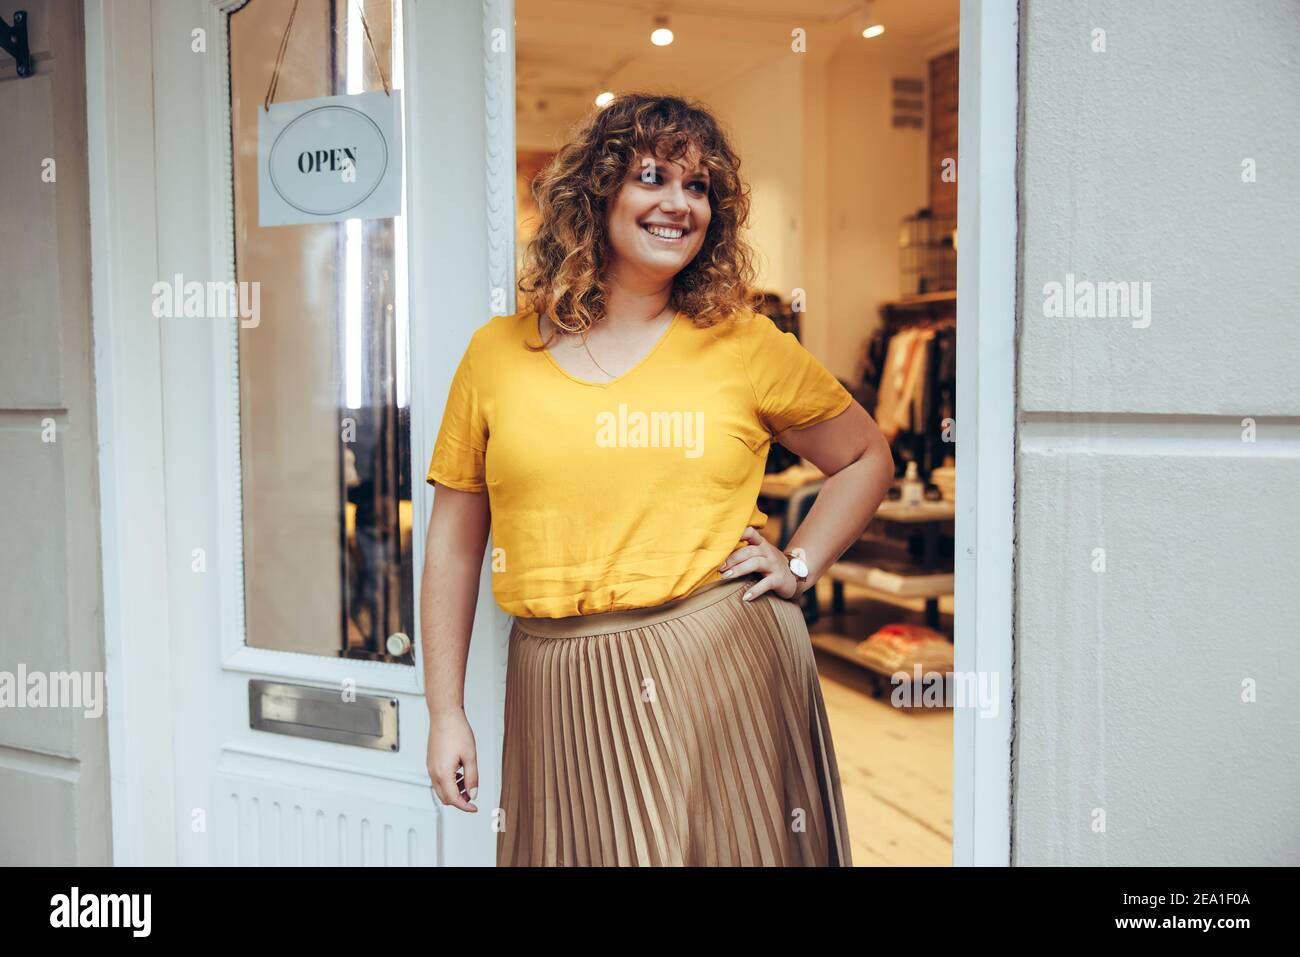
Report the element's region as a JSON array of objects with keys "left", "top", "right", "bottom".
[
  {"left": 420, "top": 91, "right": 896, "bottom": 867},
  {"left": 517, "top": 92, "right": 756, "bottom": 334}
]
